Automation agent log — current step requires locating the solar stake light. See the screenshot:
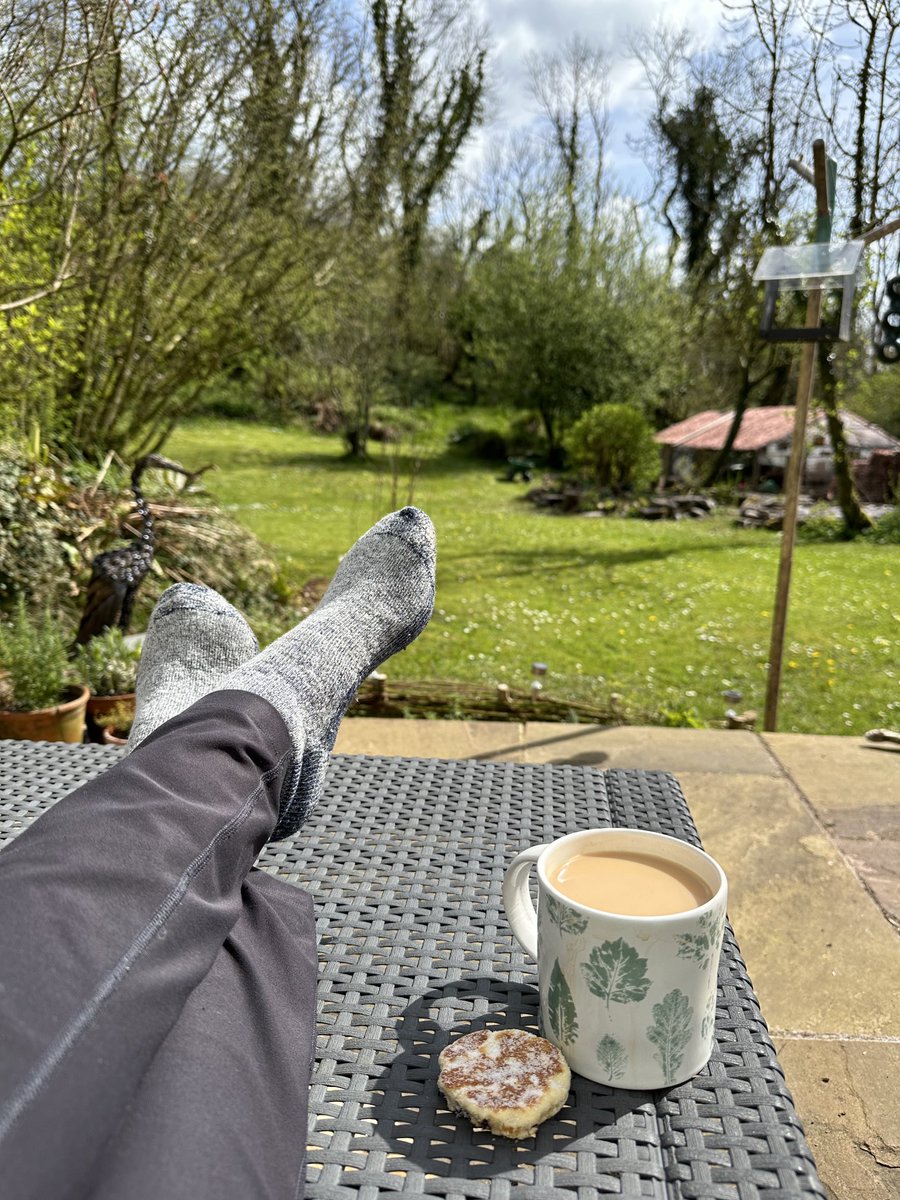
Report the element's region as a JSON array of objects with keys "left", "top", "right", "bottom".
[{"left": 754, "top": 239, "right": 866, "bottom": 342}]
